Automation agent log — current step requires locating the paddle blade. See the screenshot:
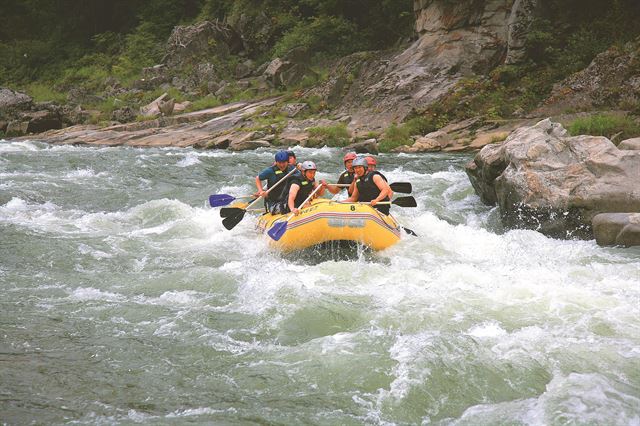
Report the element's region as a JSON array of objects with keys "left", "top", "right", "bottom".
[
  {"left": 392, "top": 196, "right": 417, "bottom": 208},
  {"left": 222, "top": 210, "right": 246, "bottom": 230},
  {"left": 402, "top": 227, "right": 418, "bottom": 236},
  {"left": 267, "top": 221, "right": 288, "bottom": 241},
  {"left": 209, "top": 194, "right": 236, "bottom": 207},
  {"left": 390, "top": 182, "right": 412, "bottom": 194},
  {"left": 220, "top": 207, "right": 242, "bottom": 218}
]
